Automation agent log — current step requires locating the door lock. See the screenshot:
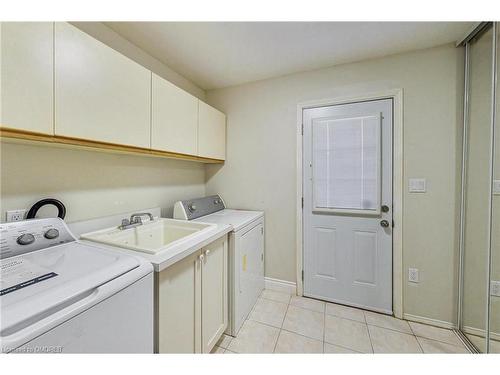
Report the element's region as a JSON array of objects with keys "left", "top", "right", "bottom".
[
  {"left": 380, "top": 220, "right": 390, "bottom": 228},
  {"left": 381, "top": 205, "right": 390, "bottom": 213}
]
